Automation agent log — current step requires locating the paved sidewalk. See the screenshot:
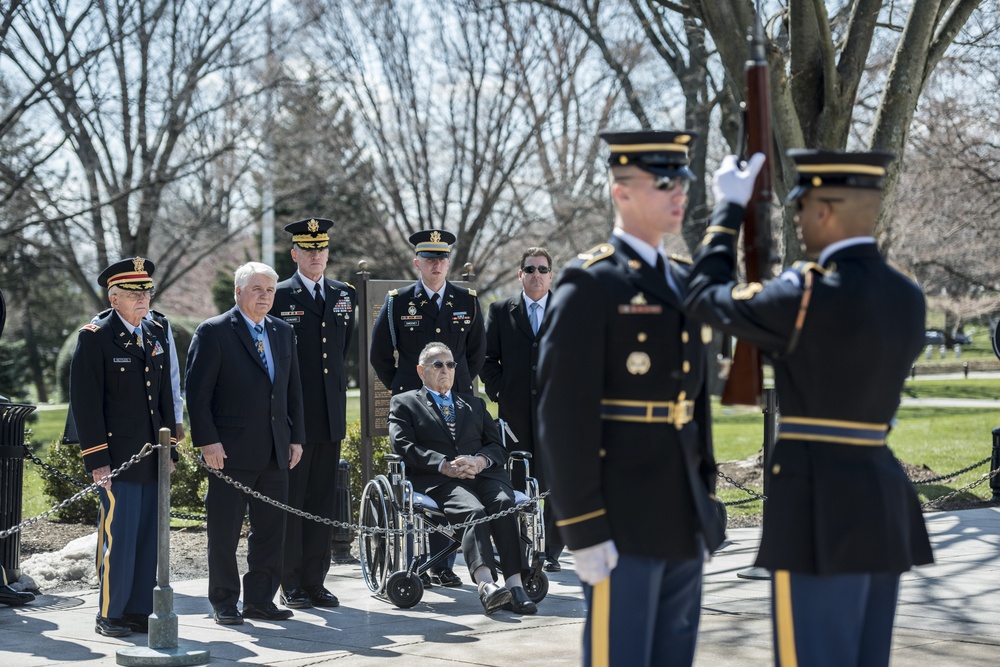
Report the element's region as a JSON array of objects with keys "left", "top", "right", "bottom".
[{"left": 3, "top": 507, "right": 1000, "bottom": 665}]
